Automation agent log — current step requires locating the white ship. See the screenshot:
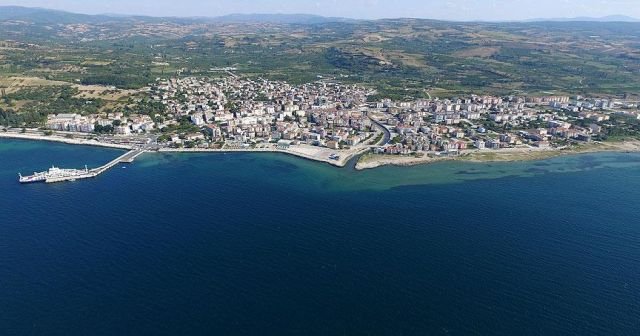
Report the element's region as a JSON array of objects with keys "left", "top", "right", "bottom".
[{"left": 19, "top": 165, "right": 90, "bottom": 184}]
